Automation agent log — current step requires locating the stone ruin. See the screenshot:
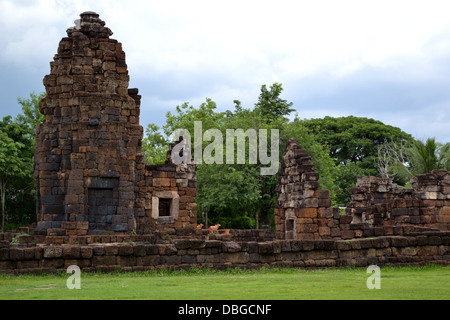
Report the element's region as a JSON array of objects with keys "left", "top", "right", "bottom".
[
  {"left": 275, "top": 139, "right": 450, "bottom": 241},
  {"left": 33, "top": 11, "right": 197, "bottom": 239},
  {"left": 274, "top": 139, "right": 337, "bottom": 240},
  {"left": 0, "top": 12, "right": 448, "bottom": 274},
  {"left": 30, "top": 11, "right": 450, "bottom": 243}
]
